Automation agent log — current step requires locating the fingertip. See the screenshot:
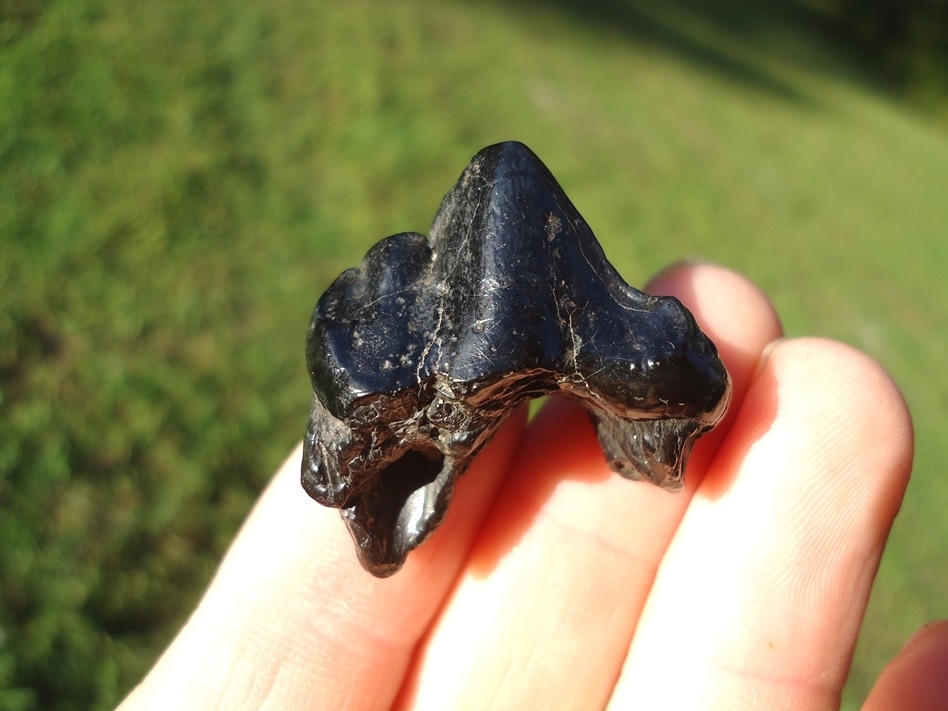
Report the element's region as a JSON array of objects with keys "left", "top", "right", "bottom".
[
  {"left": 863, "top": 621, "right": 948, "bottom": 711},
  {"left": 710, "top": 336, "right": 913, "bottom": 530},
  {"left": 759, "top": 338, "right": 914, "bottom": 513}
]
